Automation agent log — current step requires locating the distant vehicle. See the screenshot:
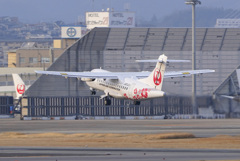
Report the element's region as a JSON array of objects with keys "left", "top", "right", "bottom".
[
  {"left": 36, "top": 54, "right": 215, "bottom": 105},
  {"left": 12, "top": 74, "right": 28, "bottom": 113}
]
